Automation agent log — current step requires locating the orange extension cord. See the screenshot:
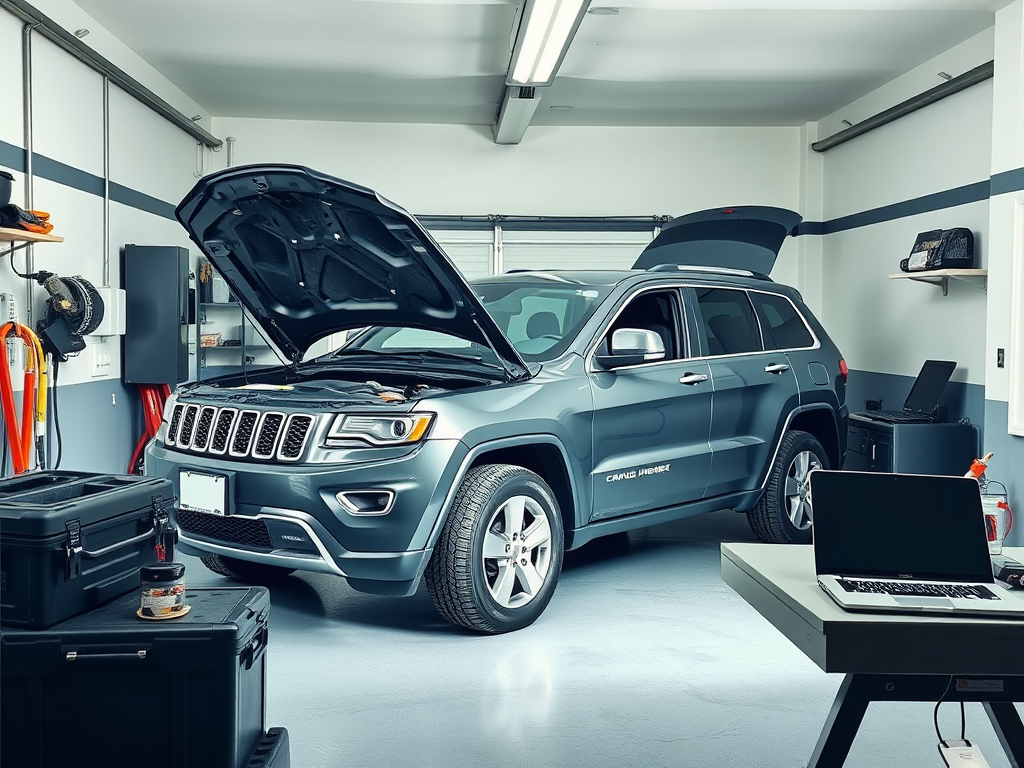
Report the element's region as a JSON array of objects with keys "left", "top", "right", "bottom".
[{"left": 0, "top": 322, "right": 47, "bottom": 475}]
